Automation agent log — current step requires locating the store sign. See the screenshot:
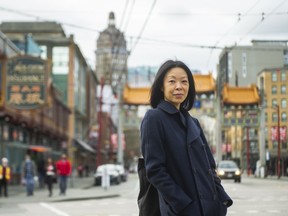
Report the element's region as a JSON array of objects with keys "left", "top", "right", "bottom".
[{"left": 6, "top": 55, "right": 48, "bottom": 109}]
